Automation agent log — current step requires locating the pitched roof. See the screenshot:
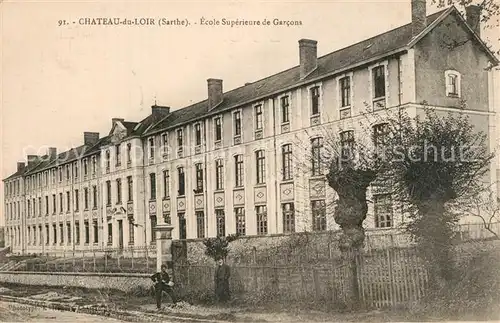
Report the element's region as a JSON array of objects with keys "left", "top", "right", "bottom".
[{"left": 145, "top": 9, "right": 455, "bottom": 136}]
